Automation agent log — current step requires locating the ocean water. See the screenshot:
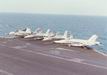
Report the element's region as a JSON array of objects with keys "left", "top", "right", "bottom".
[{"left": 0, "top": 13, "right": 107, "bottom": 55}]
